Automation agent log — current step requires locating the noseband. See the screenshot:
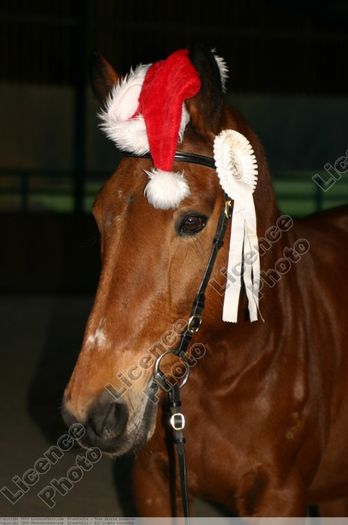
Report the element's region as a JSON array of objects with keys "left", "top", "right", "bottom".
[{"left": 131, "top": 151, "right": 232, "bottom": 517}]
